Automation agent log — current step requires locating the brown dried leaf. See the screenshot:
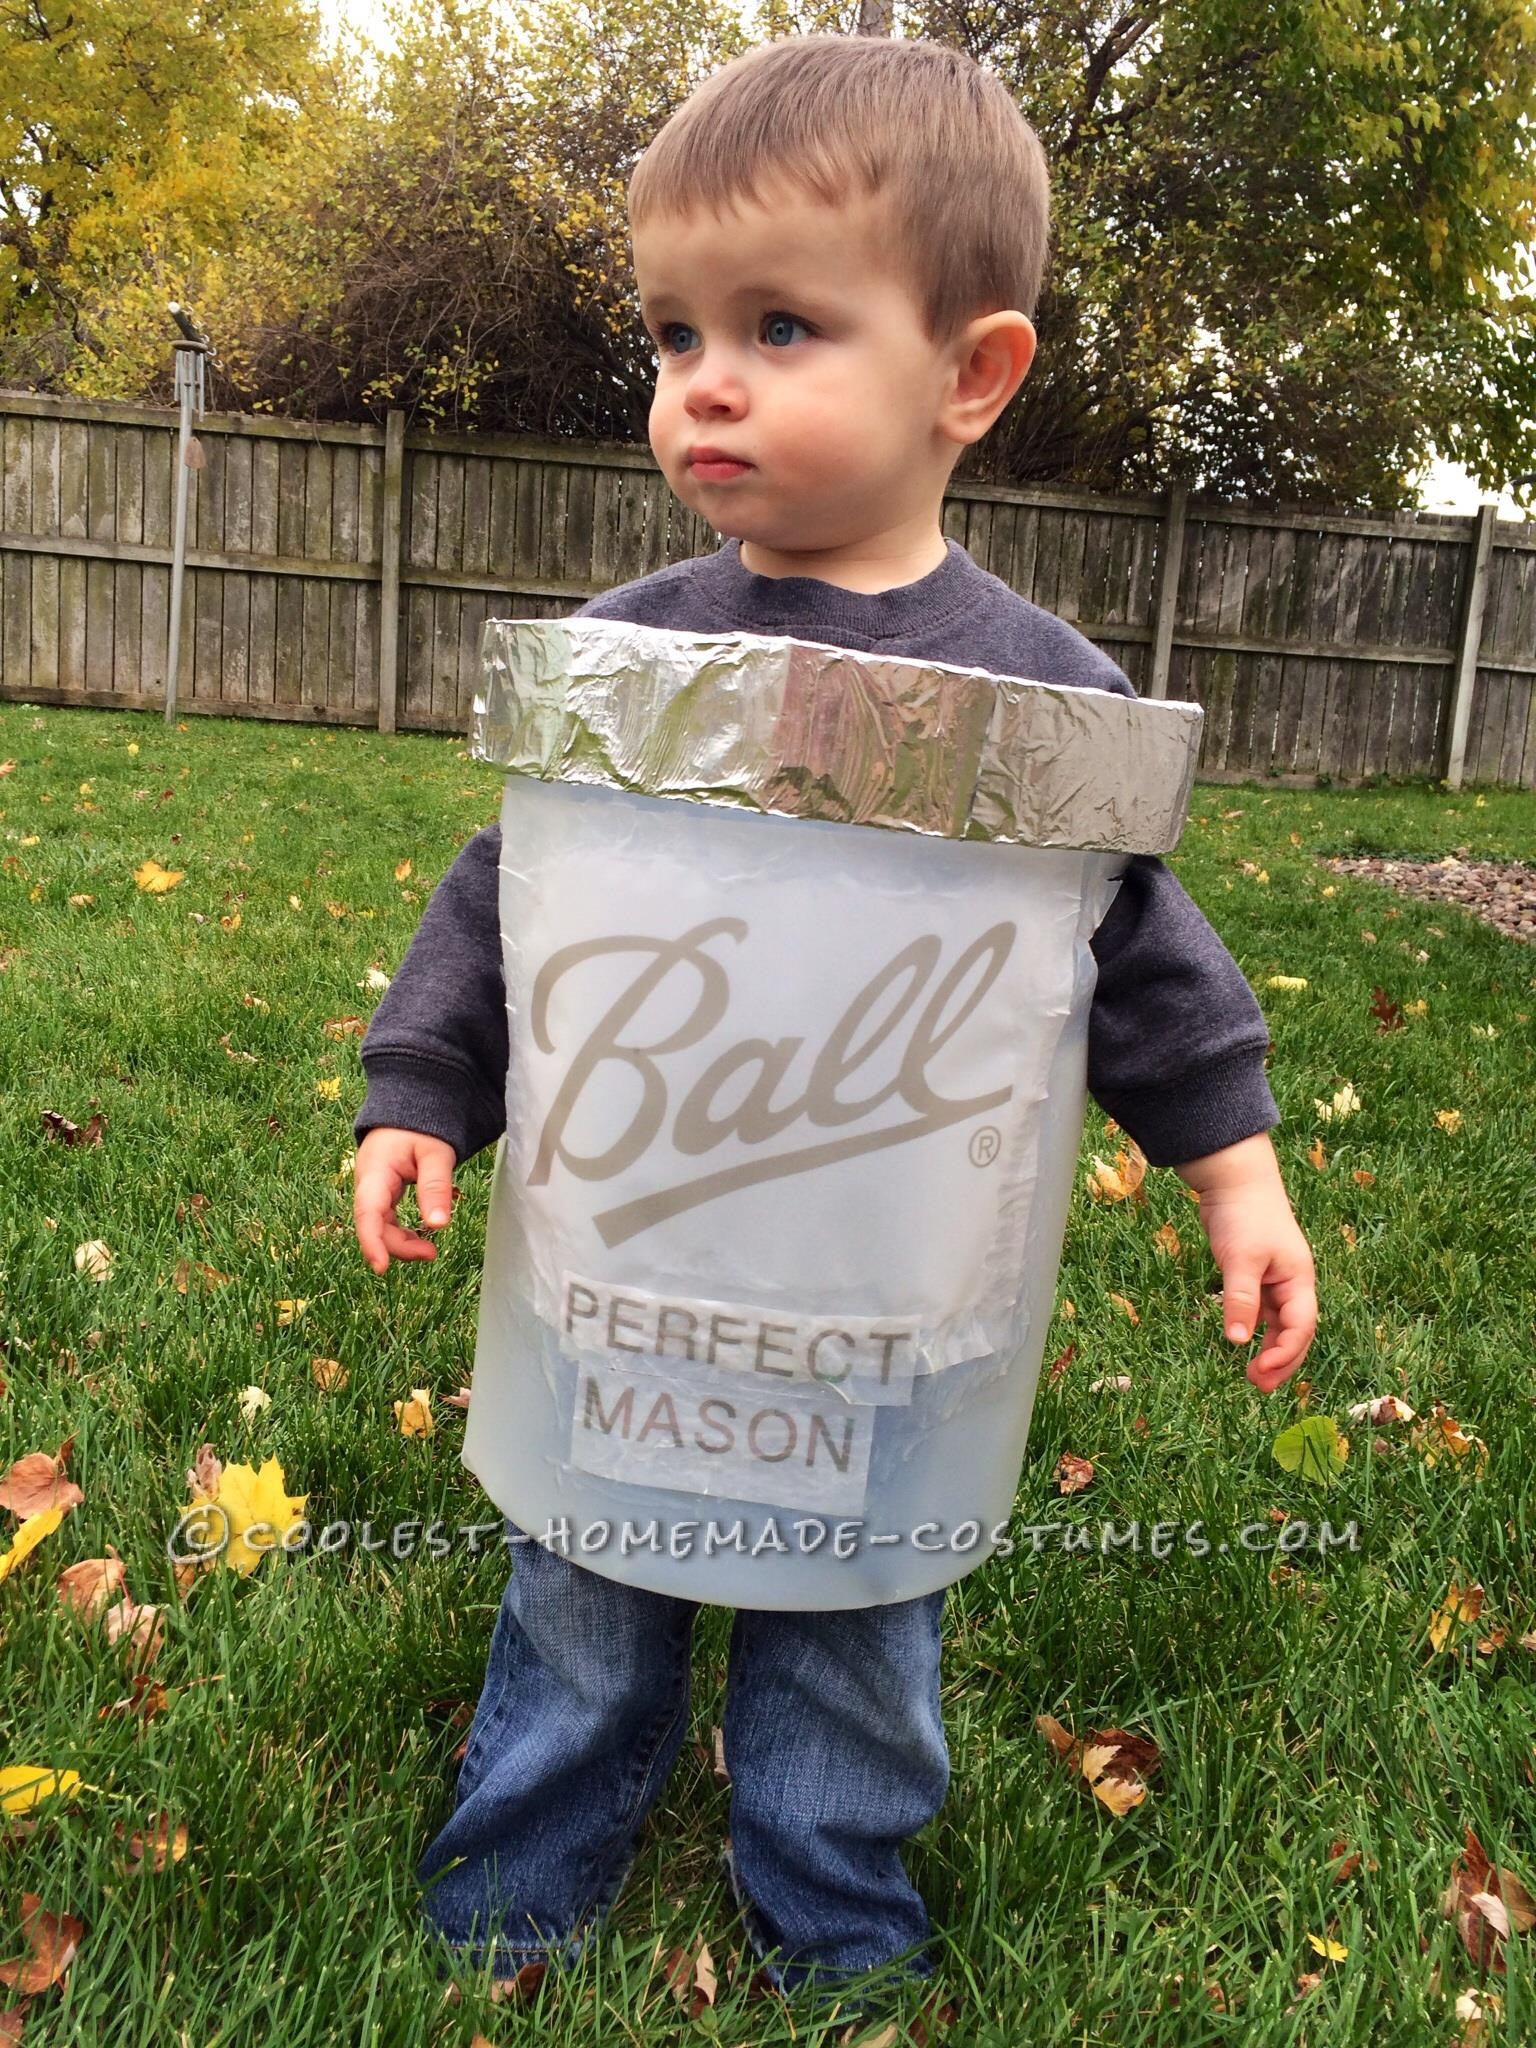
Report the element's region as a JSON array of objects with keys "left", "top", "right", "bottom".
[
  {"left": 310, "top": 1357, "right": 349, "bottom": 1393},
  {"left": 1046, "top": 1342, "right": 1076, "bottom": 1386},
  {"left": 104, "top": 1599, "right": 165, "bottom": 1668},
  {"left": 114, "top": 1811, "right": 189, "bottom": 1873},
  {"left": 661, "top": 1938, "right": 719, "bottom": 2017},
  {"left": 56, "top": 1551, "right": 127, "bottom": 1624},
  {"left": 0, "top": 1893, "right": 84, "bottom": 1995},
  {"left": 0, "top": 1452, "right": 84, "bottom": 1519},
  {"left": 1056, "top": 1452, "right": 1095, "bottom": 1495},
  {"left": 1441, "top": 1827, "right": 1536, "bottom": 1974},
  {"left": 41, "top": 1111, "right": 104, "bottom": 1148}
]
